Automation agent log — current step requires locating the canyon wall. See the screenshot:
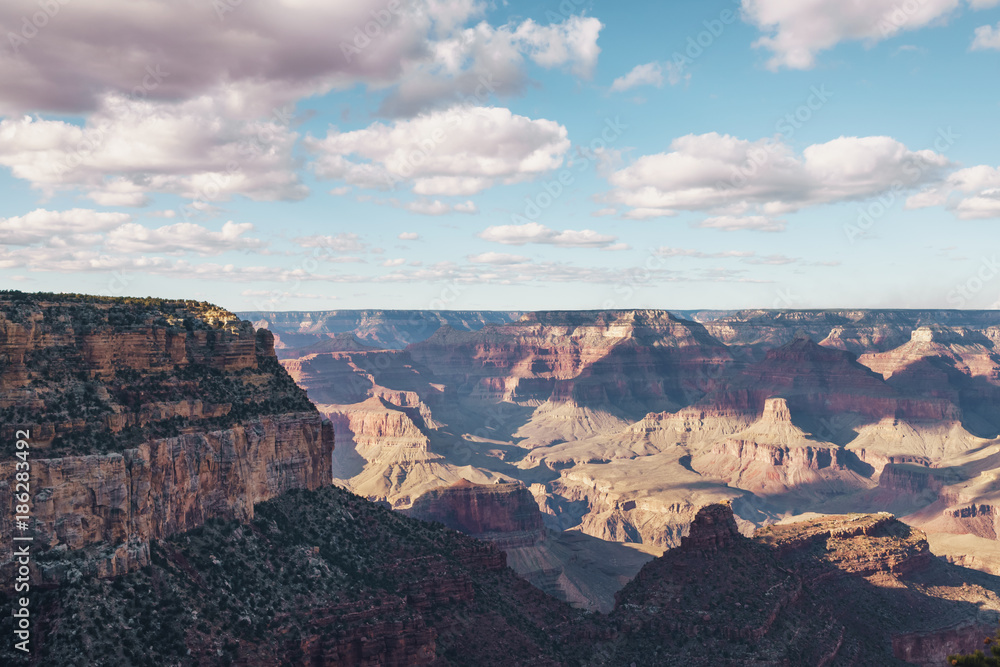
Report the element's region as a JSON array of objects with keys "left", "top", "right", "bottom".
[{"left": 0, "top": 294, "right": 334, "bottom": 581}]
